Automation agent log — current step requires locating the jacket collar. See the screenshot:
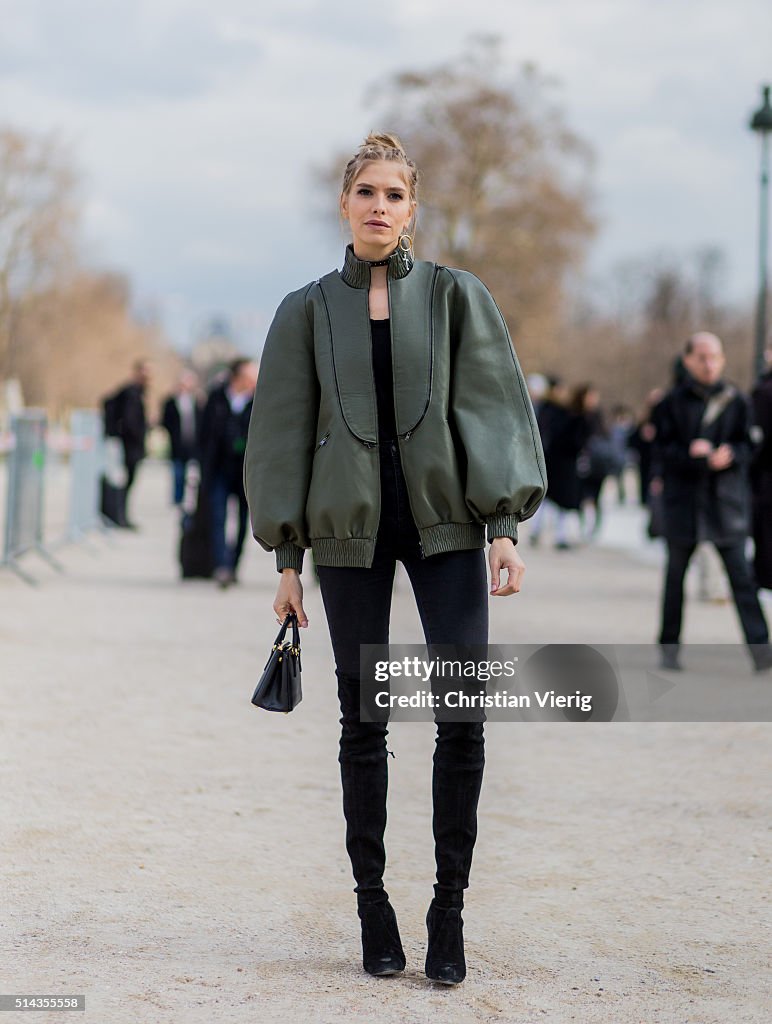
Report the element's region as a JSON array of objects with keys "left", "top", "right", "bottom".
[{"left": 340, "top": 242, "right": 414, "bottom": 289}]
